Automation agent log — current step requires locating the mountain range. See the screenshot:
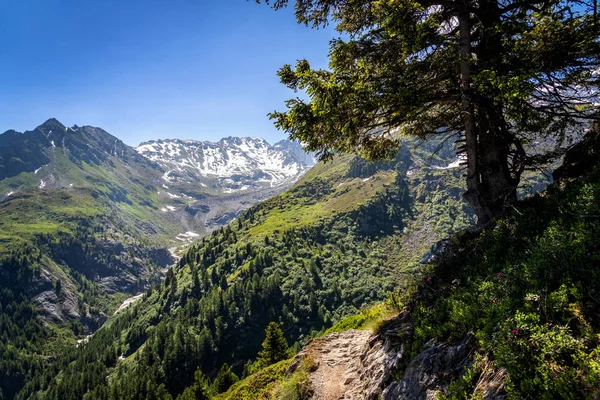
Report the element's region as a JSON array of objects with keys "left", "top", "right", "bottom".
[
  {"left": 0, "top": 118, "right": 571, "bottom": 400},
  {"left": 0, "top": 119, "right": 317, "bottom": 398},
  {"left": 3, "top": 117, "right": 482, "bottom": 399},
  {"left": 1, "top": 119, "right": 315, "bottom": 232},
  {"left": 136, "top": 137, "right": 315, "bottom": 194}
]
